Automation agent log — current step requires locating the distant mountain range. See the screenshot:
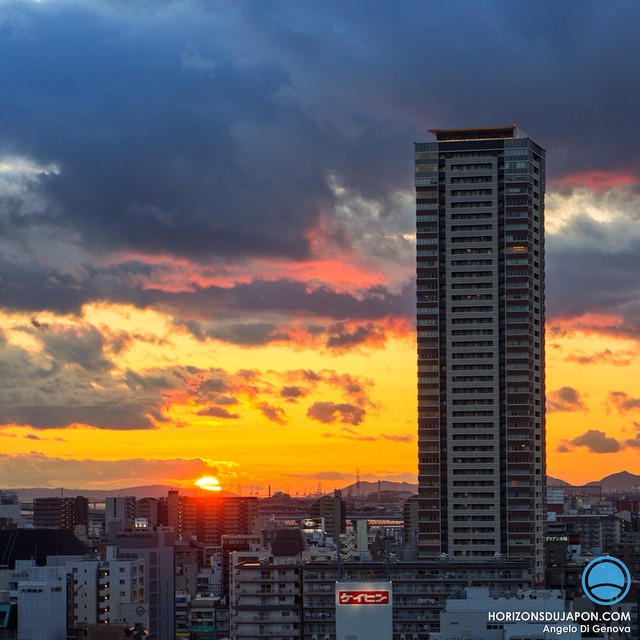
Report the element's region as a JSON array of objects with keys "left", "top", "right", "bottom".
[
  {"left": 586, "top": 471, "right": 640, "bottom": 493},
  {"left": 545, "top": 471, "right": 640, "bottom": 493},
  {"left": 345, "top": 473, "right": 640, "bottom": 495},
  {"left": 340, "top": 480, "right": 418, "bottom": 497},
  {"left": 8, "top": 471, "right": 640, "bottom": 501},
  {"left": 10, "top": 485, "right": 176, "bottom": 502}
]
